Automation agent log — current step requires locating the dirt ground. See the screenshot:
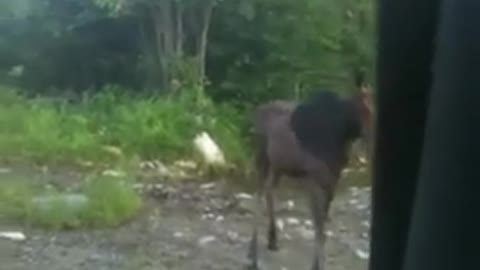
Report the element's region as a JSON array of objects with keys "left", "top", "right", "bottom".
[{"left": 0, "top": 167, "right": 371, "bottom": 270}]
